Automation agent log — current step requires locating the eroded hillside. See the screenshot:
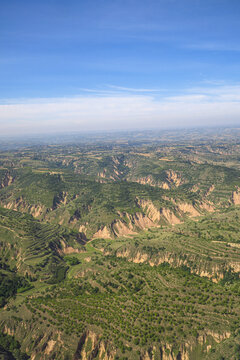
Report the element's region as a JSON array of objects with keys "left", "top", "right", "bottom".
[{"left": 0, "top": 130, "right": 240, "bottom": 360}]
